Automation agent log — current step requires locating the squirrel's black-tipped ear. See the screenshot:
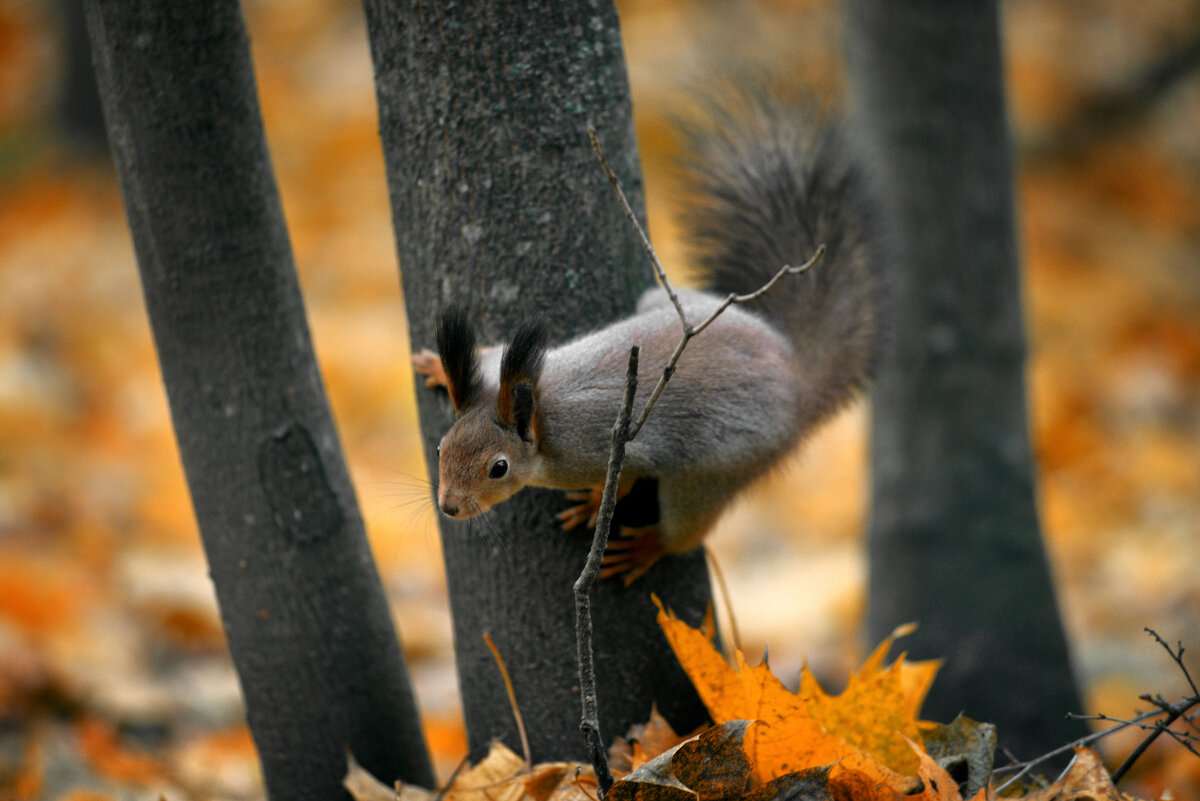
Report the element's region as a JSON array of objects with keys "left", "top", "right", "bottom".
[
  {"left": 436, "top": 307, "right": 482, "bottom": 413},
  {"left": 511, "top": 381, "right": 536, "bottom": 443},
  {"left": 498, "top": 320, "right": 547, "bottom": 440}
]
